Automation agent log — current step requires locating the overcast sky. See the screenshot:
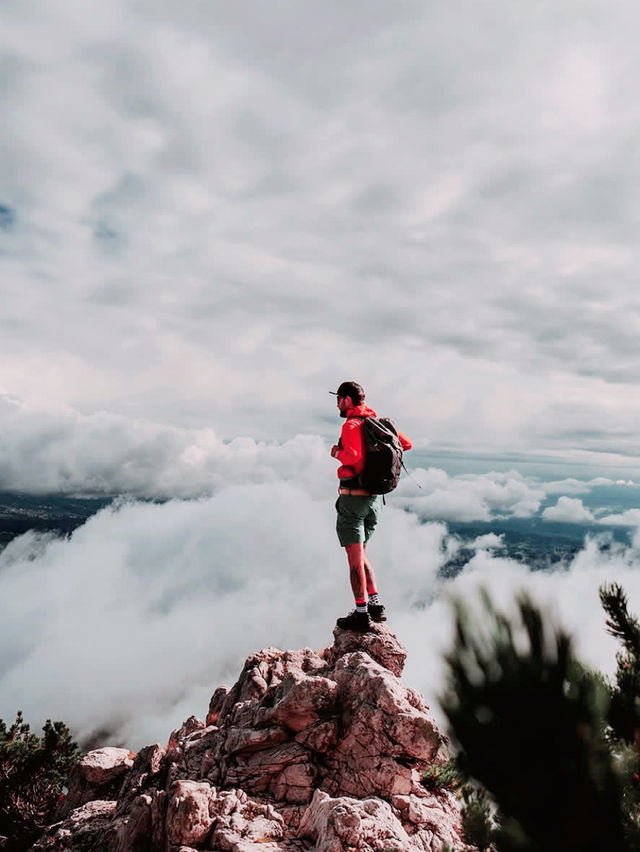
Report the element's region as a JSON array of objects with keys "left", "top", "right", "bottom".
[{"left": 3, "top": 0, "right": 640, "bottom": 482}]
